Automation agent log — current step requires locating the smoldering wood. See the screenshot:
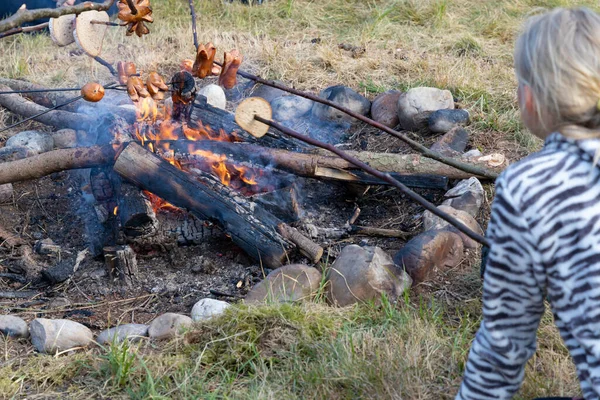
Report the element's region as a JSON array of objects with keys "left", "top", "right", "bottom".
[
  {"left": 166, "top": 139, "right": 491, "bottom": 181},
  {"left": 127, "top": 212, "right": 224, "bottom": 251},
  {"left": 104, "top": 245, "right": 138, "bottom": 286},
  {"left": 117, "top": 183, "right": 159, "bottom": 238},
  {"left": 250, "top": 184, "right": 302, "bottom": 223},
  {"left": 0, "top": 145, "right": 116, "bottom": 185},
  {"left": 0, "top": 183, "right": 13, "bottom": 203},
  {"left": 113, "top": 142, "right": 312, "bottom": 268},
  {"left": 41, "top": 260, "right": 74, "bottom": 284},
  {"left": 0, "top": 85, "right": 96, "bottom": 131}
]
